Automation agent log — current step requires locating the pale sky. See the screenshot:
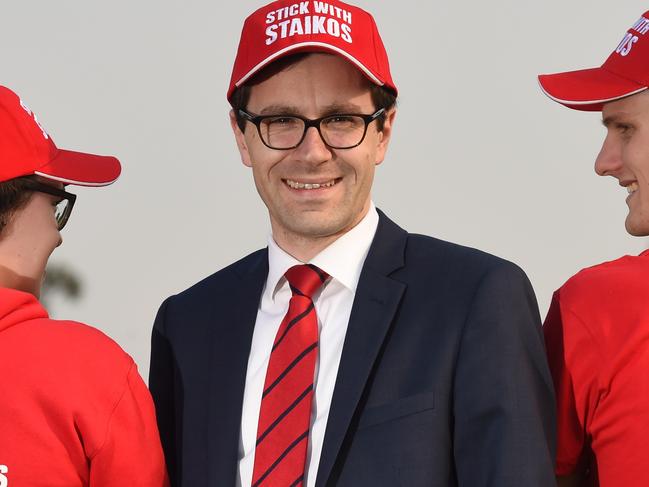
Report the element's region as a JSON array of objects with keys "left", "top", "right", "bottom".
[{"left": 2, "top": 0, "right": 647, "bottom": 378}]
